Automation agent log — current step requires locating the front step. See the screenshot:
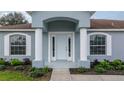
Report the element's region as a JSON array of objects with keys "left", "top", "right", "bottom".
[
  {"left": 46, "top": 61, "right": 91, "bottom": 68},
  {"left": 47, "top": 61, "right": 77, "bottom": 68}
]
